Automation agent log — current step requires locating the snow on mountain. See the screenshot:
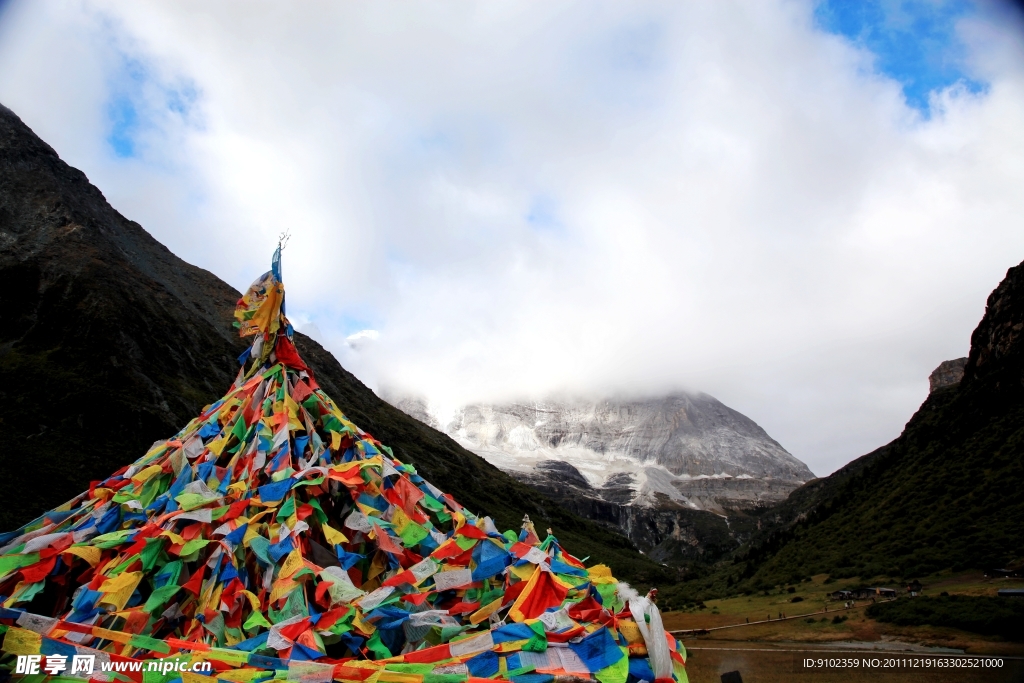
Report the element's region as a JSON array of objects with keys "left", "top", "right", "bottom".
[{"left": 387, "top": 392, "right": 814, "bottom": 514}]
